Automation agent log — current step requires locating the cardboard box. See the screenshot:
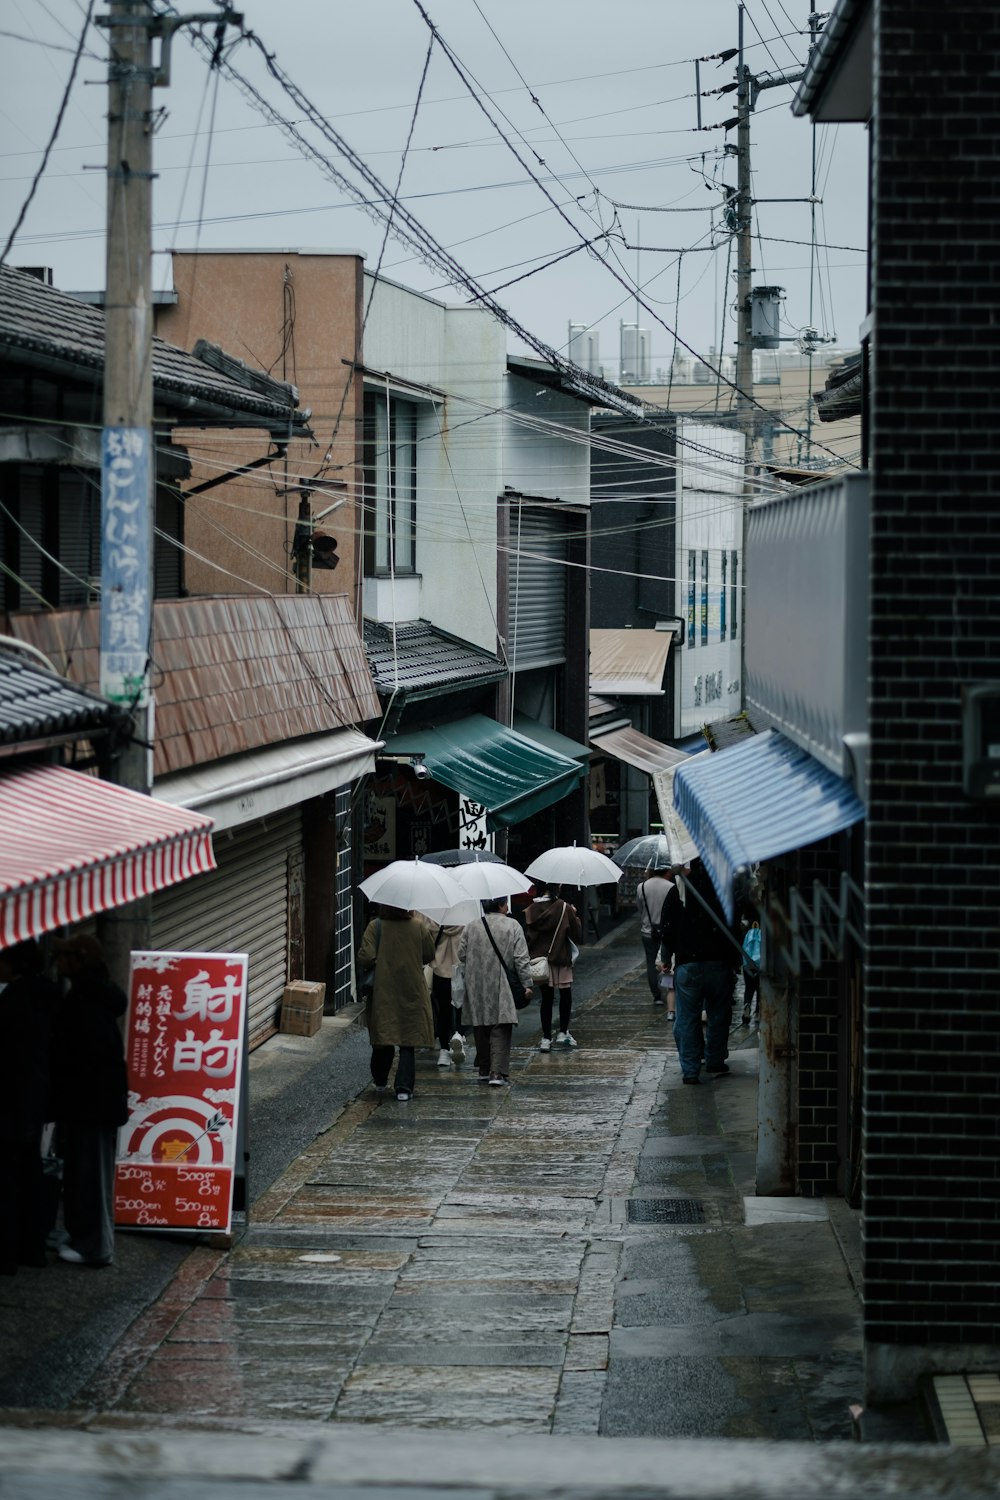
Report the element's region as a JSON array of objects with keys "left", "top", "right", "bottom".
[{"left": 279, "top": 980, "right": 326, "bottom": 1038}]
